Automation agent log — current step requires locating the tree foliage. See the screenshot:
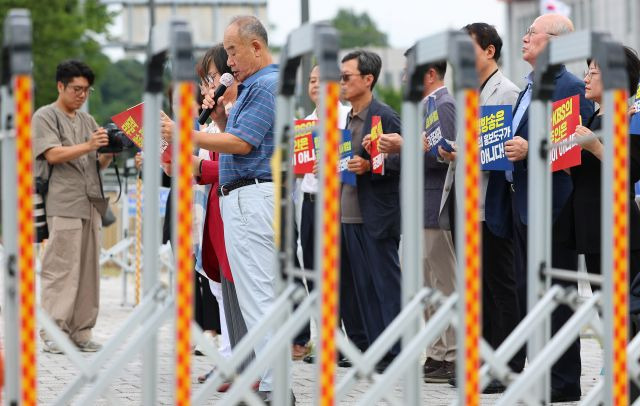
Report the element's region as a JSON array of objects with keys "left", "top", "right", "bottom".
[
  {"left": 90, "top": 59, "right": 145, "bottom": 125},
  {"left": 331, "top": 8, "right": 388, "bottom": 49},
  {"left": 375, "top": 85, "right": 402, "bottom": 116},
  {"left": 0, "top": 0, "right": 113, "bottom": 108}
]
